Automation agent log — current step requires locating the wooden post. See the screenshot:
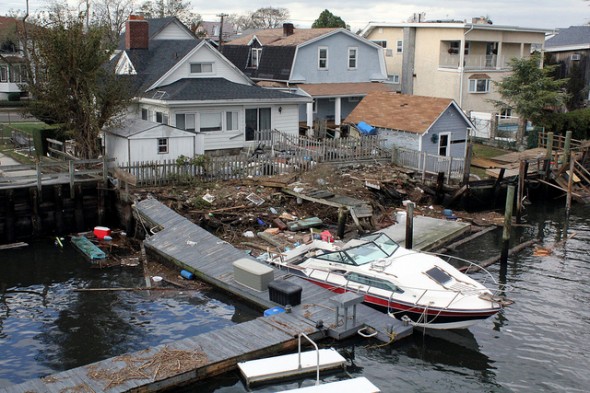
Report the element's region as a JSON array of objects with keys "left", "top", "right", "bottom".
[
  {"left": 69, "top": 160, "right": 76, "bottom": 199},
  {"left": 54, "top": 185, "right": 64, "bottom": 235},
  {"left": 405, "top": 202, "right": 414, "bottom": 250},
  {"left": 36, "top": 162, "right": 42, "bottom": 195},
  {"left": 30, "top": 188, "right": 41, "bottom": 235},
  {"left": 501, "top": 185, "right": 515, "bottom": 267},
  {"left": 545, "top": 132, "right": 554, "bottom": 162},
  {"left": 436, "top": 172, "right": 445, "bottom": 204},
  {"left": 462, "top": 142, "right": 473, "bottom": 185},
  {"left": 421, "top": 153, "right": 427, "bottom": 183},
  {"left": 337, "top": 207, "right": 348, "bottom": 240},
  {"left": 516, "top": 160, "right": 528, "bottom": 223},
  {"left": 563, "top": 130, "right": 572, "bottom": 167},
  {"left": 566, "top": 152, "right": 575, "bottom": 214}
]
